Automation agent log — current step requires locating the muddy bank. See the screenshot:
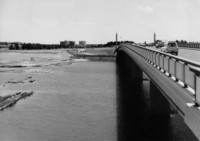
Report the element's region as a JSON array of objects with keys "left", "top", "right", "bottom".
[{"left": 0, "top": 50, "right": 88, "bottom": 69}]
